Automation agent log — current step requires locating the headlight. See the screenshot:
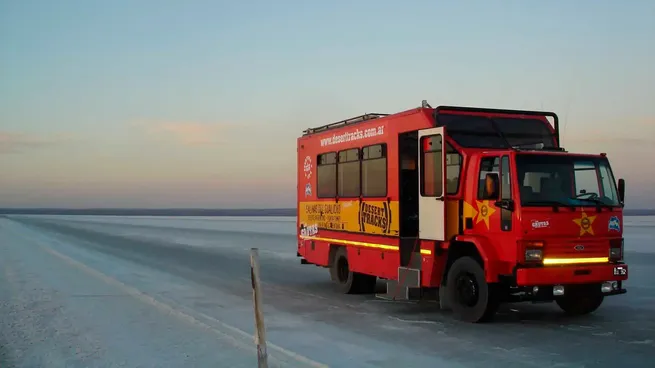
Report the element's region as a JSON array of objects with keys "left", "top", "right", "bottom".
[
  {"left": 525, "top": 249, "right": 543, "bottom": 261},
  {"left": 520, "top": 240, "right": 544, "bottom": 262},
  {"left": 609, "top": 238, "right": 623, "bottom": 261}
]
